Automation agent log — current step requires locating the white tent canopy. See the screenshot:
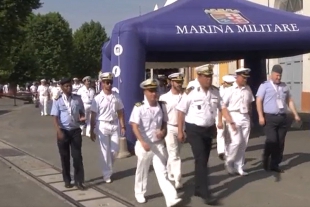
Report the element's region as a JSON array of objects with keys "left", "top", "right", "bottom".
[{"left": 164, "top": 0, "right": 178, "bottom": 7}]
